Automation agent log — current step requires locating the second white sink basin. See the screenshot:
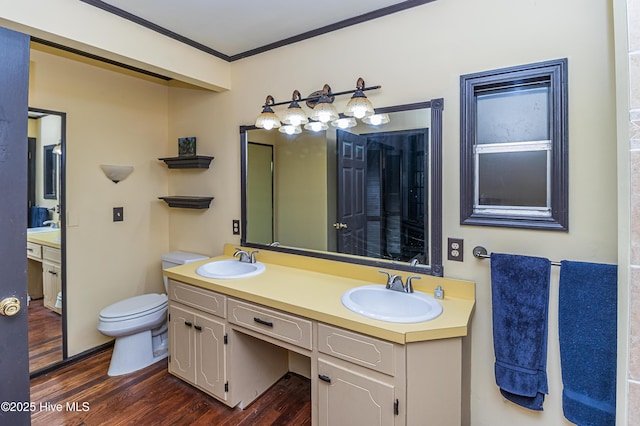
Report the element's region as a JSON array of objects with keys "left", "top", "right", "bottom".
[
  {"left": 196, "top": 259, "right": 266, "bottom": 279},
  {"left": 341, "top": 284, "right": 442, "bottom": 323}
]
